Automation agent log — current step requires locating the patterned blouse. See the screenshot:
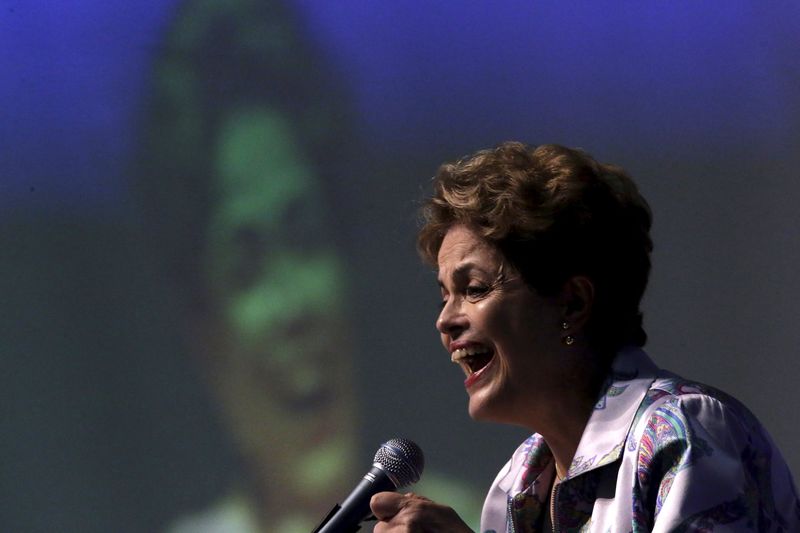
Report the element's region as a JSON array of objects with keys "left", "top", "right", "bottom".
[{"left": 480, "top": 348, "right": 800, "bottom": 532}]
